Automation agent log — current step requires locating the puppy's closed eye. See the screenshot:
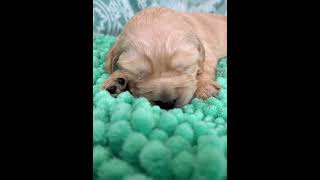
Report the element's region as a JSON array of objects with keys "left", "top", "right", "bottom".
[
  {"left": 118, "top": 53, "right": 152, "bottom": 79},
  {"left": 171, "top": 50, "right": 200, "bottom": 71}
]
